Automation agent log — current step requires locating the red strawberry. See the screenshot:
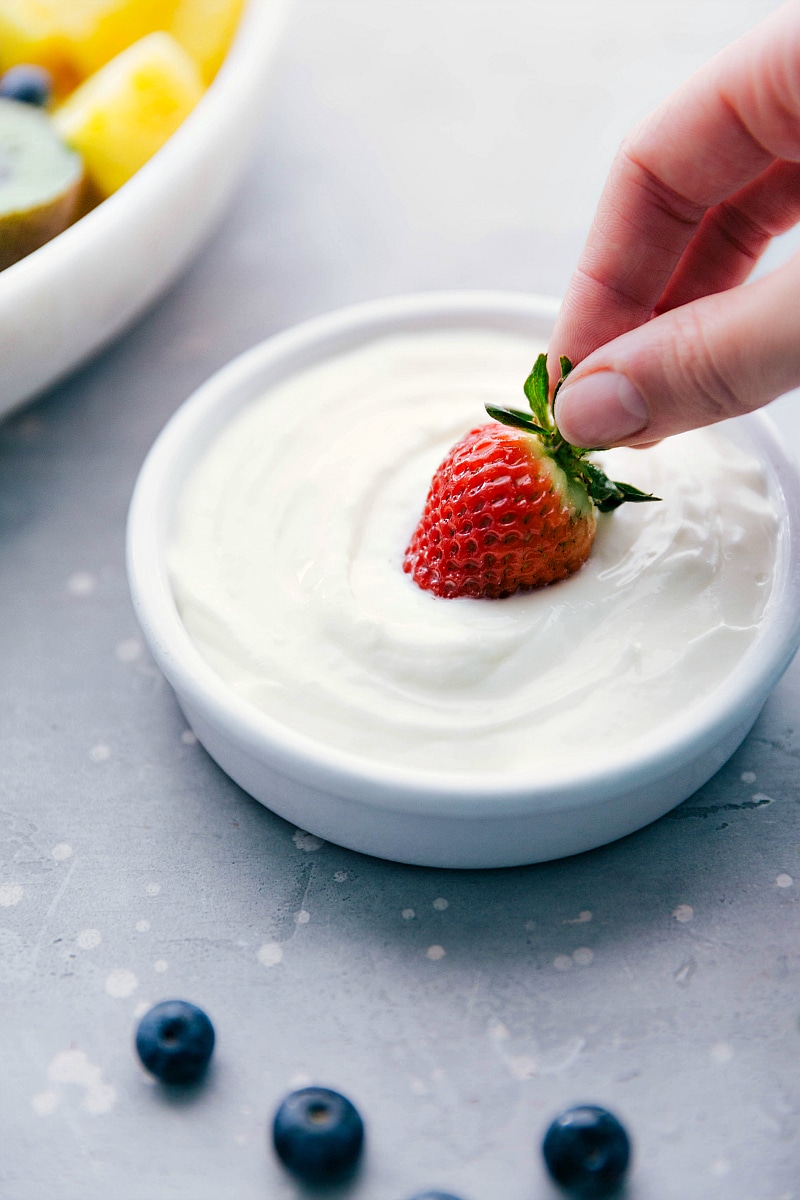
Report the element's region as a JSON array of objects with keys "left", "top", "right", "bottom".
[{"left": 403, "top": 354, "right": 658, "bottom": 600}]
